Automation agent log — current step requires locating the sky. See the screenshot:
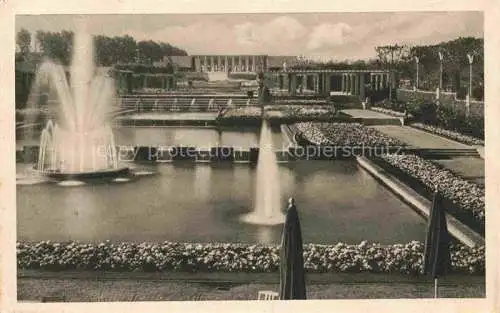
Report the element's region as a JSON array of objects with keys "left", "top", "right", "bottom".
[{"left": 16, "top": 12, "right": 483, "bottom": 60}]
